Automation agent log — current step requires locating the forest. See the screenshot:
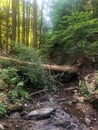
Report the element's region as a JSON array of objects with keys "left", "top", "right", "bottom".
[{"left": 0, "top": 0, "right": 98, "bottom": 130}]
